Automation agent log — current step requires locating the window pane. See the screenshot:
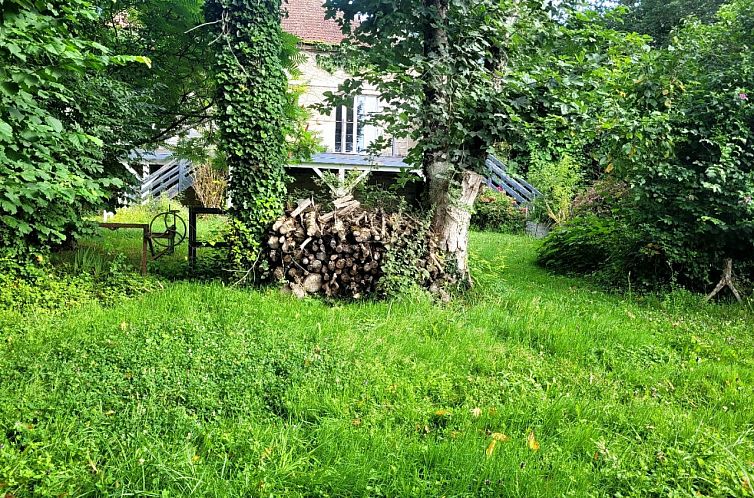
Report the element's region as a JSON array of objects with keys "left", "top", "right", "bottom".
[
  {"left": 356, "top": 97, "right": 365, "bottom": 152},
  {"left": 345, "top": 104, "right": 354, "bottom": 152},
  {"left": 335, "top": 105, "right": 343, "bottom": 152}
]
